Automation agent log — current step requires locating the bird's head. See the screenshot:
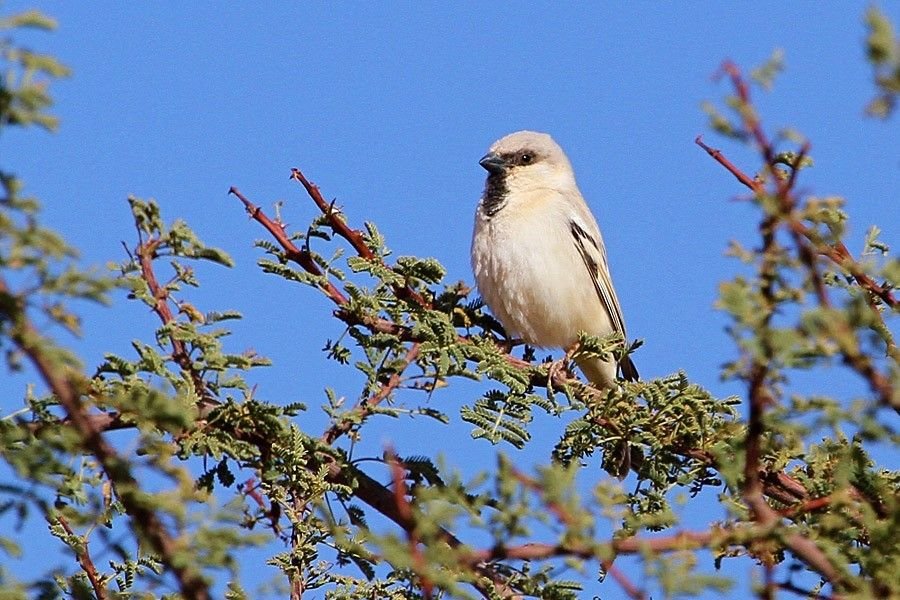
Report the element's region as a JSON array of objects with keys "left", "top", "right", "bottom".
[{"left": 479, "top": 130, "right": 576, "bottom": 193}]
